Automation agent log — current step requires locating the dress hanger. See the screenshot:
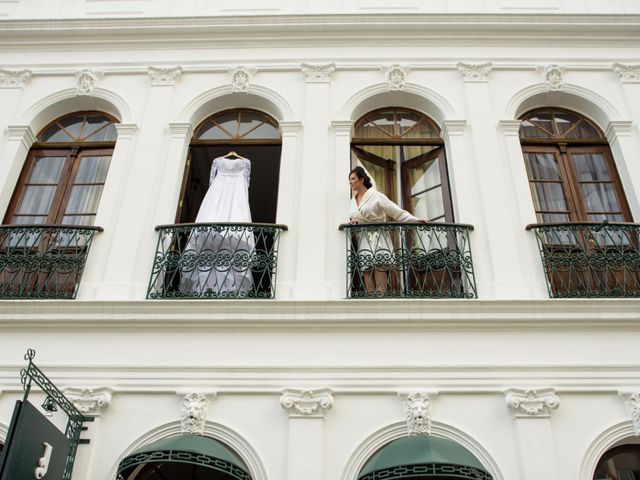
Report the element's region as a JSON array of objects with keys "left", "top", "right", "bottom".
[{"left": 222, "top": 151, "right": 246, "bottom": 160}]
